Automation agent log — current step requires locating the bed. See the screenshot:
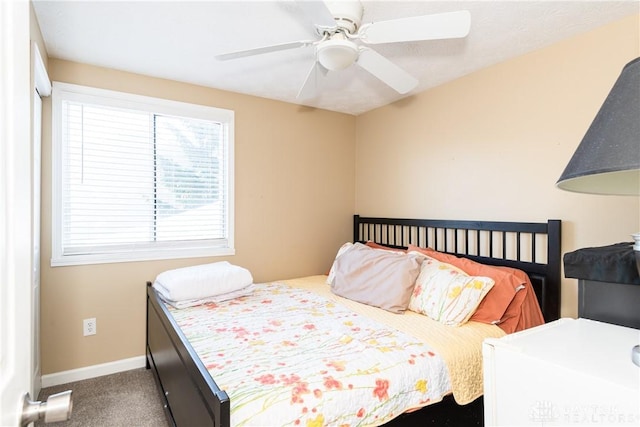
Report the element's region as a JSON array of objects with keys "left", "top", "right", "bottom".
[{"left": 146, "top": 215, "right": 562, "bottom": 427}]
